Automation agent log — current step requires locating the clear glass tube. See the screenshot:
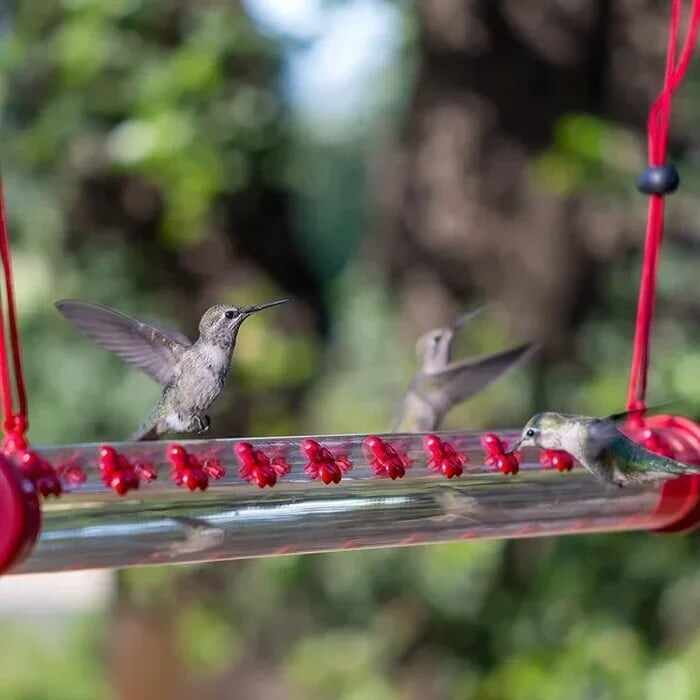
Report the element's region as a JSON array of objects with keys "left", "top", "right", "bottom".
[{"left": 11, "top": 431, "right": 678, "bottom": 574}]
